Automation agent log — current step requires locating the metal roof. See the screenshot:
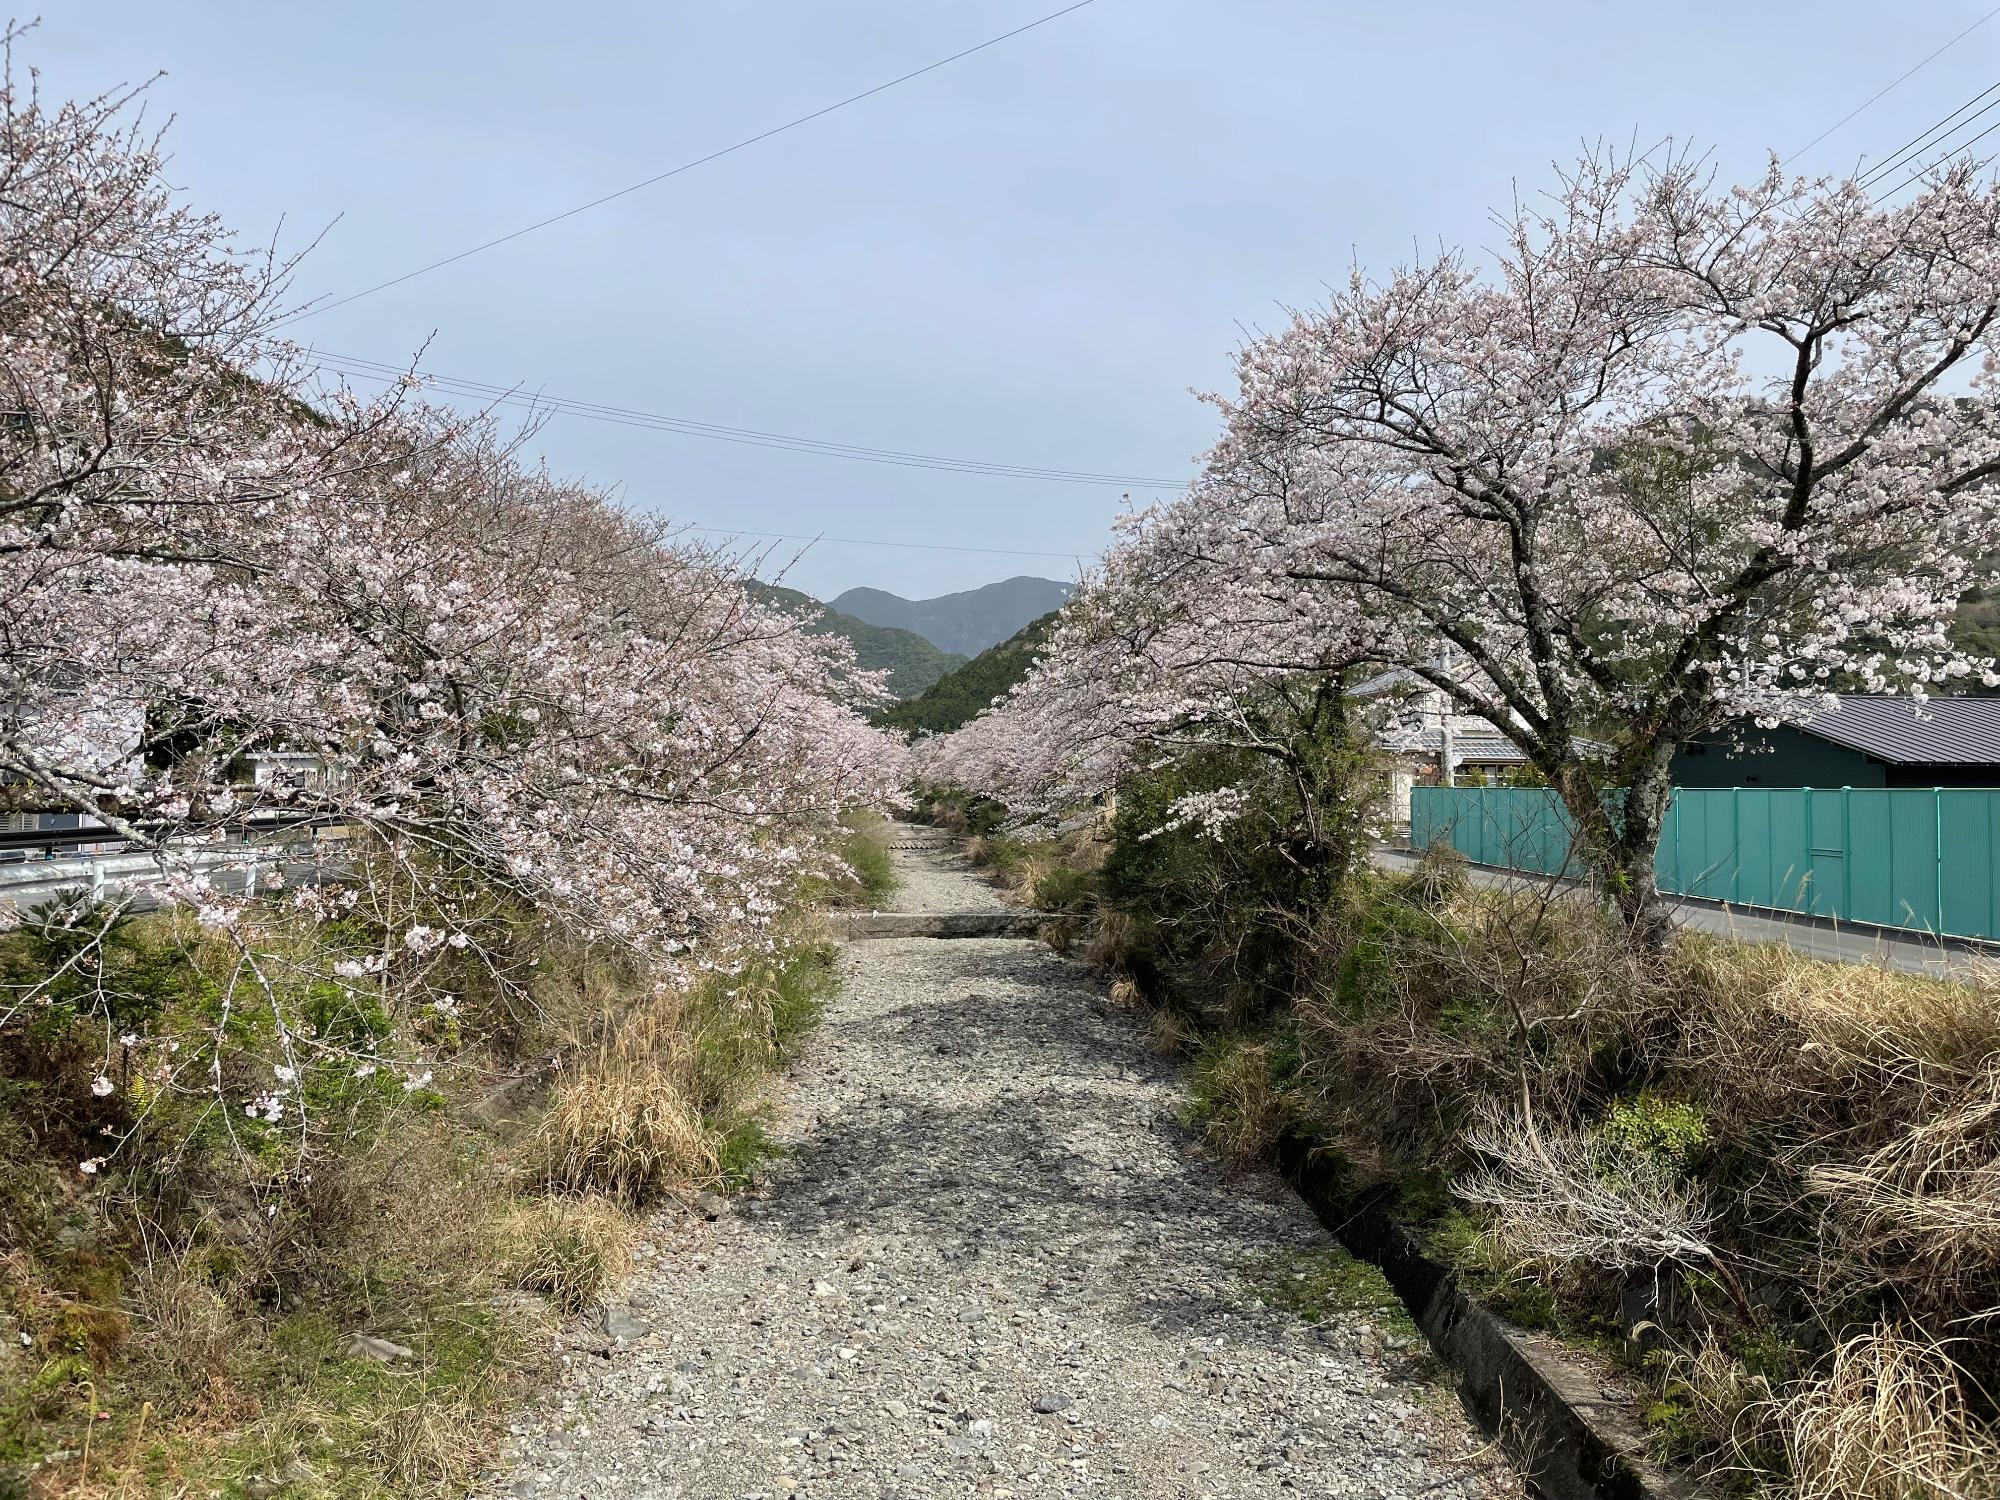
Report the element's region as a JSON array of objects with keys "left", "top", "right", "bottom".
[
  {"left": 1796, "top": 695, "right": 2000, "bottom": 766},
  {"left": 1380, "top": 727, "right": 1529, "bottom": 764}
]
